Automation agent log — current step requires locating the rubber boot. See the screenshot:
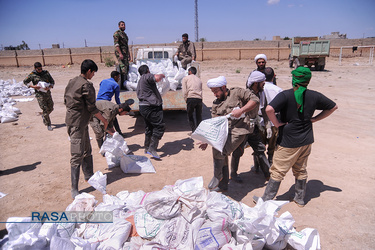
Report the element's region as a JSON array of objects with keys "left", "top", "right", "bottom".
[
  {"left": 261, "top": 178, "right": 281, "bottom": 201},
  {"left": 208, "top": 158, "right": 226, "bottom": 190},
  {"left": 253, "top": 178, "right": 281, "bottom": 203},
  {"left": 218, "top": 159, "right": 229, "bottom": 191},
  {"left": 293, "top": 179, "right": 307, "bottom": 207},
  {"left": 268, "top": 152, "right": 274, "bottom": 166},
  {"left": 82, "top": 155, "right": 94, "bottom": 181},
  {"left": 71, "top": 166, "right": 80, "bottom": 199},
  {"left": 144, "top": 135, "right": 152, "bottom": 154},
  {"left": 147, "top": 136, "right": 160, "bottom": 159},
  {"left": 252, "top": 154, "right": 260, "bottom": 173},
  {"left": 230, "top": 155, "right": 243, "bottom": 183},
  {"left": 96, "top": 138, "right": 104, "bottom": 149},
  {"left": 257, "top": 153, "right": 271, "bottom": 180}
]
